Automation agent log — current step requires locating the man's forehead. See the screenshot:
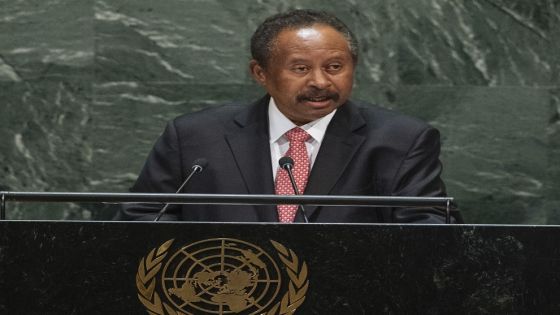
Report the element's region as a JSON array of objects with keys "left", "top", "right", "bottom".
[
  {"left": 280, "top": 24, "right": 336, "bottom": 37},
  {"left": 273, "top": 25, "right": 351, "bottom": 52},
  {"left": 293, "top": 27, "right": 322, "bottom": 40}
]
